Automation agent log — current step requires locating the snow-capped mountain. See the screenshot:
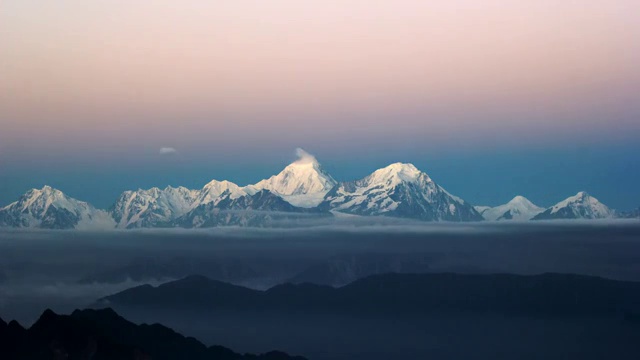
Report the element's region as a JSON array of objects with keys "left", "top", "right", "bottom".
[
  {"left": 175, "top": 190, "right": 325, "bottom": 228},
  {"left": 0, "top": 186, "right": 114, "bottom": 229},
  {"left": 0, "top": 150, "right": 628, "bottom": 229},
  {"left": 532, "top": 192, "right": 613, "bottom": 220},
  {"left": 244, "top": 148, "right": 337, "bottom": 208},
  {"left": 110, "top": 186, "right": 199, "bottom": 228},
  {"left": 195, "top": 180, "right": 246, "bottom": 206},
  {"left": 321, "top": 163, "right": 482, "bottom": 221},
  {"left": 478, "top": 196, "right": 544, "bottom": 221}
]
